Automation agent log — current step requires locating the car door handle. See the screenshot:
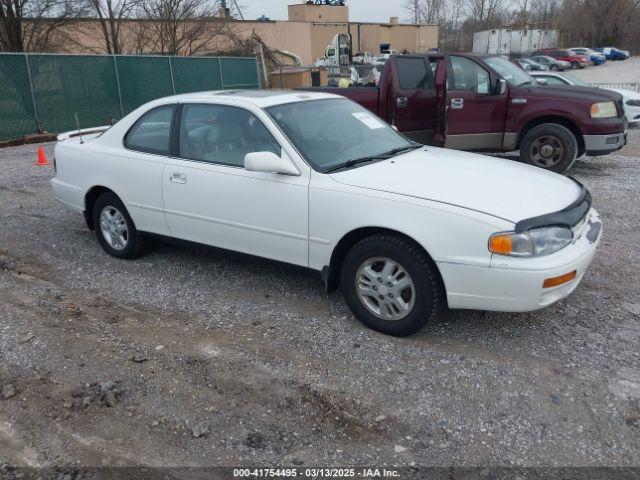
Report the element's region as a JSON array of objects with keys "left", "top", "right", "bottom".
[
  {"left": 396, "top": 96, "right": 409, "bottom": 108},
  {"left": 169, "top": 172, "right": 187, "bottom": 184},
  {"left": 450, "top": 98, "right": 464, "bottom": 109}
]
